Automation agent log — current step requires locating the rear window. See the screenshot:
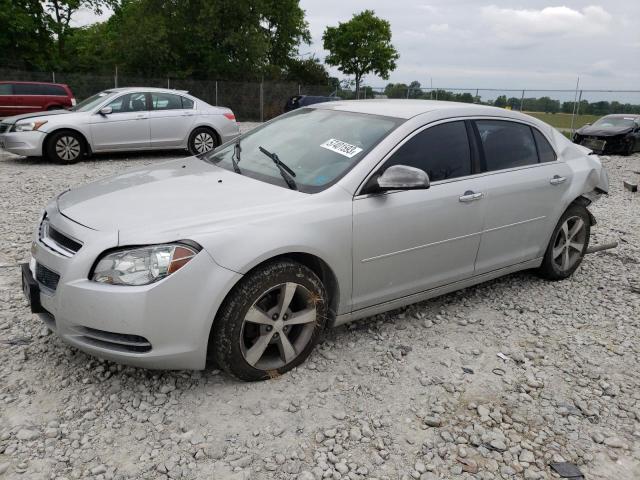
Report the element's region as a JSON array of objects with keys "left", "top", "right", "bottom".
[
  {"left": 0, "top": 84, "right": 11, "bottom": 95},
  {"left": 181, "top": 97, "right": 194, "bottom": 109},
  {"left": 475, "top": 120, "right": 538, "bottom": 171},
  {"left": 532, "top": 129, "right": 557, "bottom": 163}
]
